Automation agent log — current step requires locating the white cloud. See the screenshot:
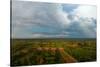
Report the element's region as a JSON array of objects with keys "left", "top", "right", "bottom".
[
  {"left": 31, "top": 33, "right": 69, "bottom": 38},
  {"left": 12, "top": 1, "right": 70, "bottom": 27},
  {"left": 72, "top": 5, "right": 97, "bottom": 19},
  {"left": 12, "top": 1, "right": 70, "bottom": 38},
  {"left": 68, "top": 15, "right": 96, "bottom": 38},
  {"left": 67, "top": 5, "right": 97, "bottom": 38},
  {"left": 78, "top": 18, "right": 96, "bottom": 37}
]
